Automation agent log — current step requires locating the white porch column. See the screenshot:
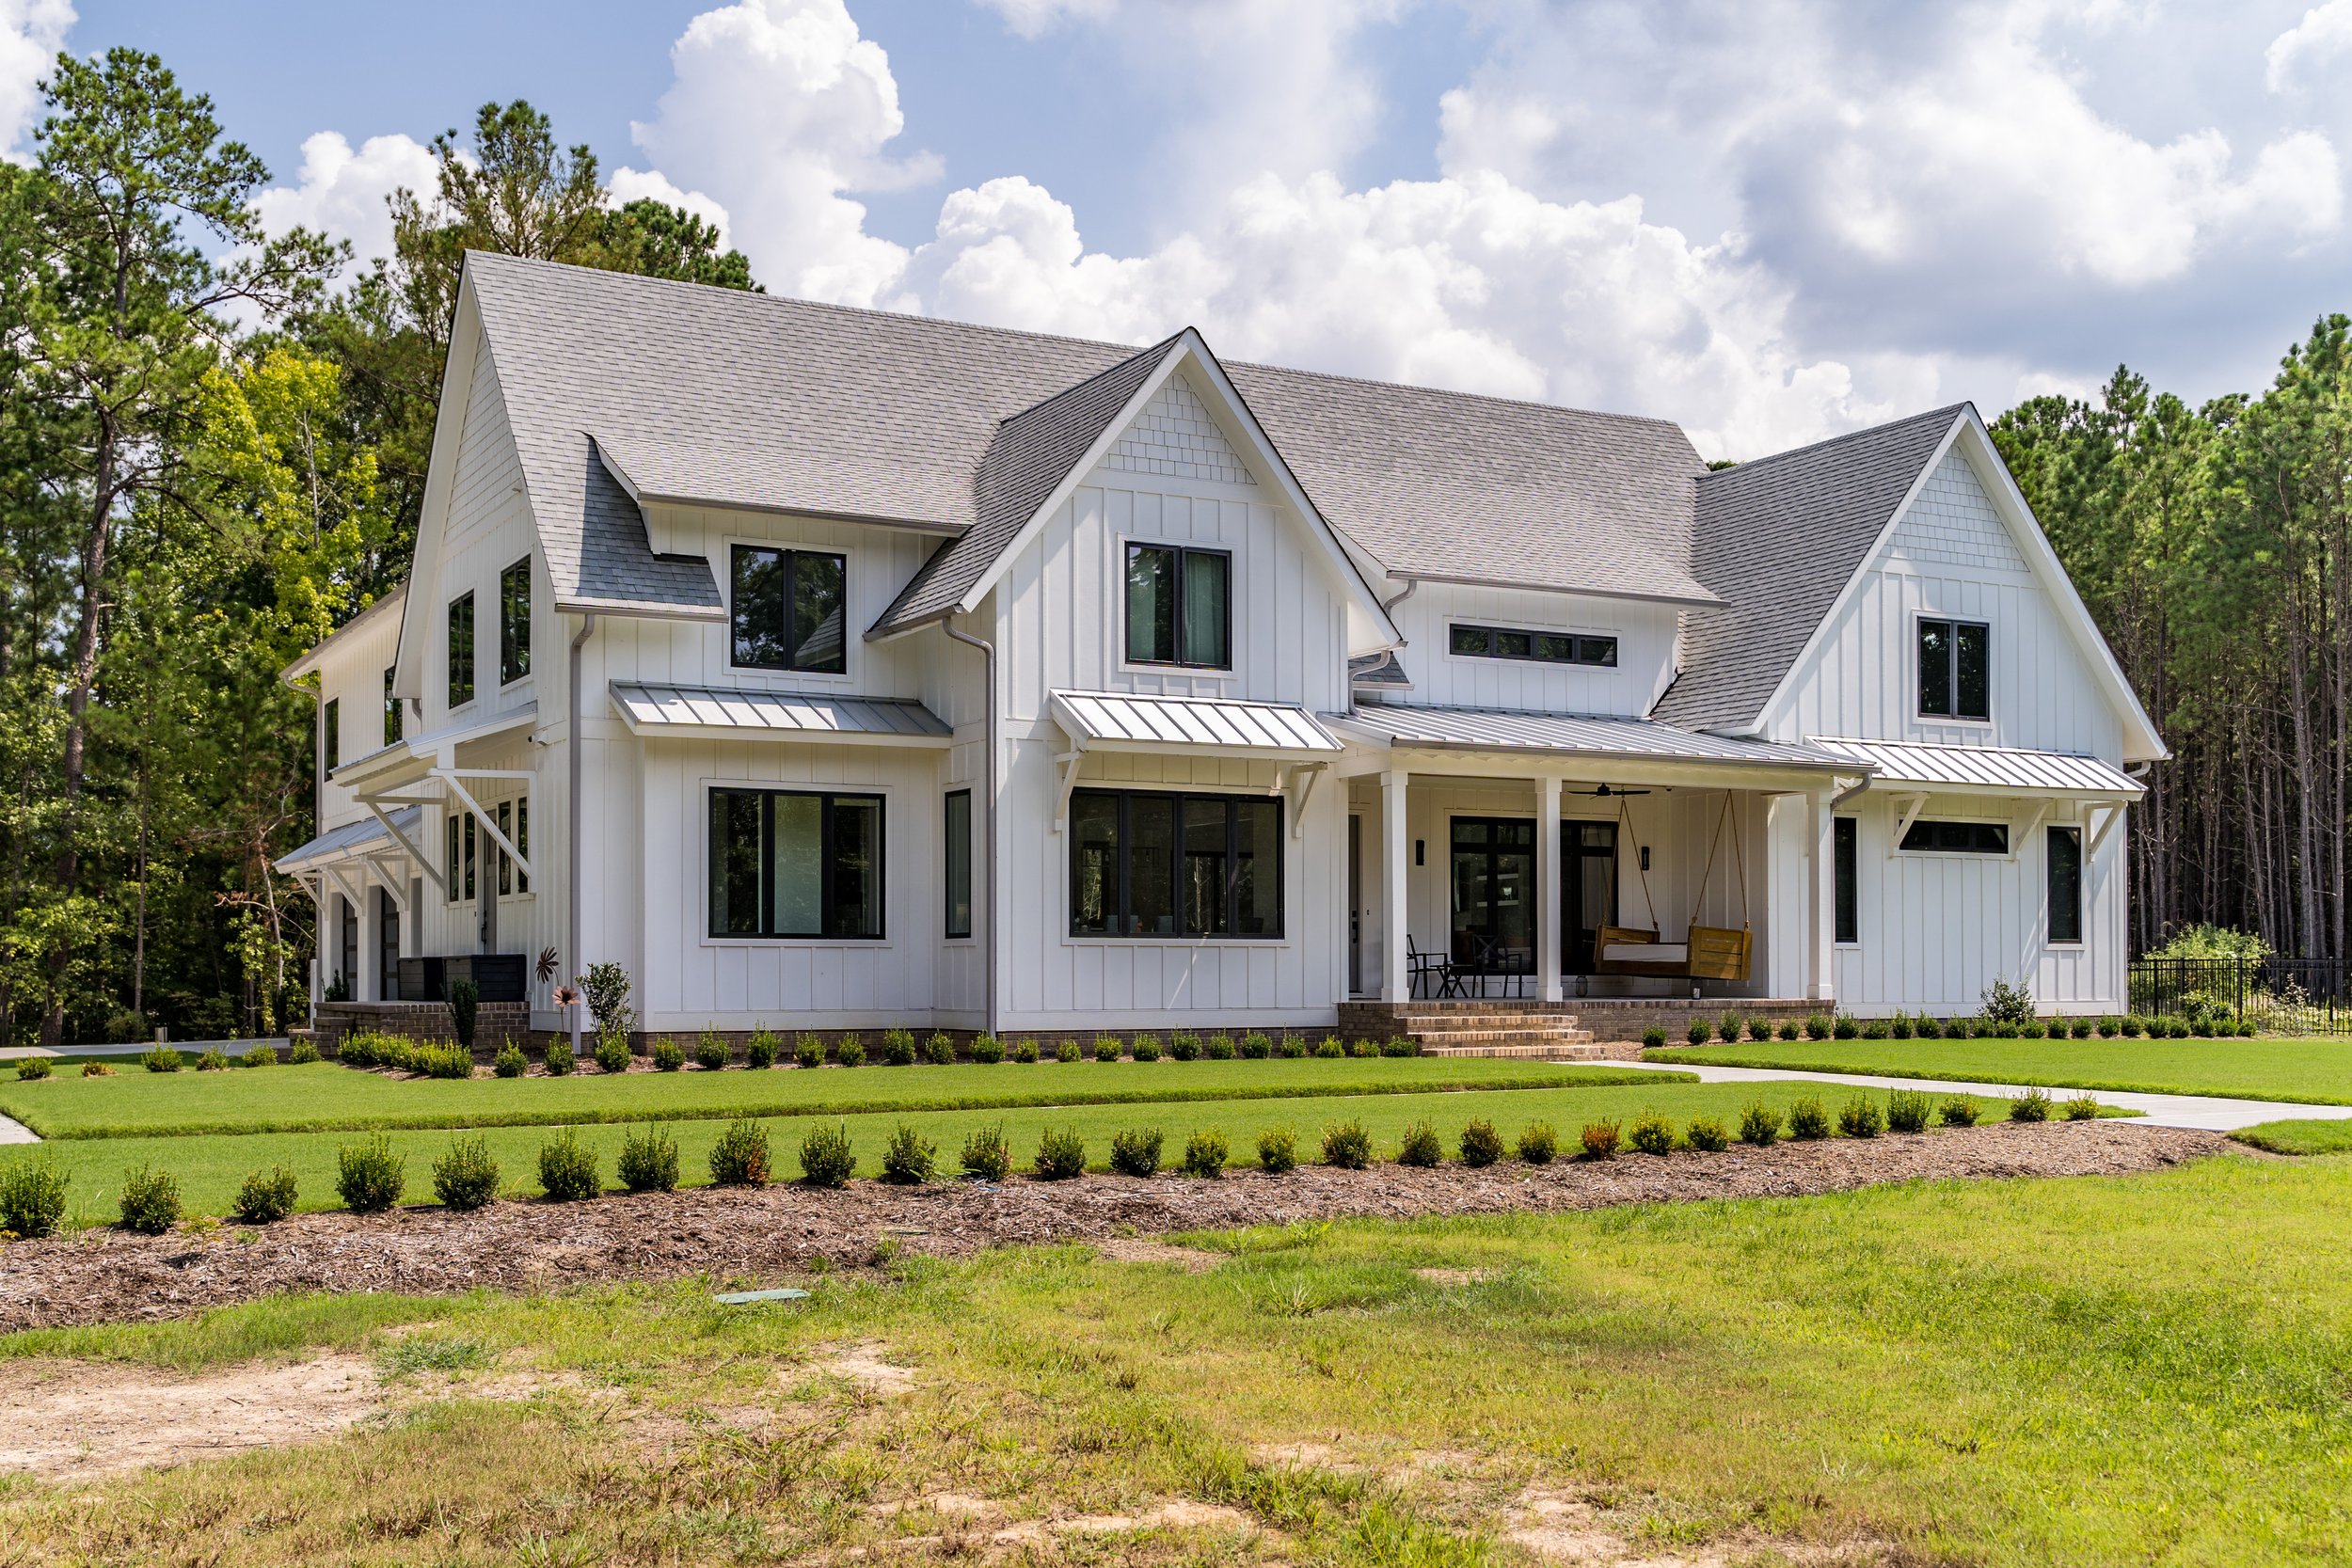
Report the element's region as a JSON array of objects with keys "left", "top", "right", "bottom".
[
  {"left": 1537, "top": 775, "right": 1562, "bottom": 1004},
  {"left": 1382, "top": 768, "right": 1410, "bottom": 1004},
  {"left": 1807, "top": 786, "right": 1835, "bottom": 1002}
]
